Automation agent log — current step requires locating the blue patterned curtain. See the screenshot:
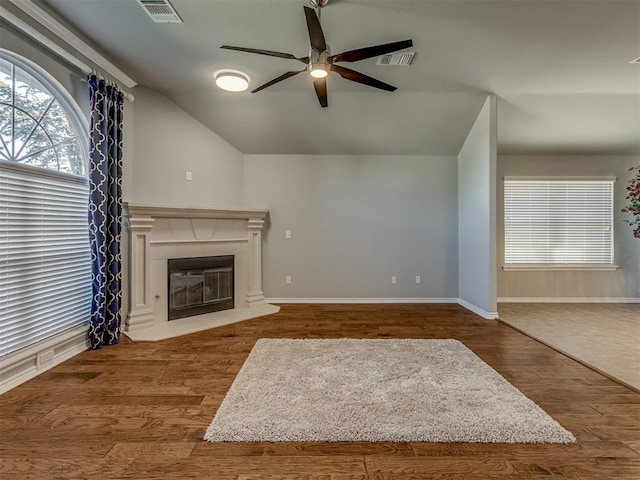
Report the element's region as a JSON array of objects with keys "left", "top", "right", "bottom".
[{"left": 87, "top": 75, "right": 124, "bottom": 349}]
